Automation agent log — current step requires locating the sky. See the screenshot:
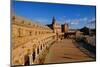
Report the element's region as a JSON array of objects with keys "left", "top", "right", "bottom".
[{"left": 12, "top": 0, "right": 96, "bottom": 29}]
